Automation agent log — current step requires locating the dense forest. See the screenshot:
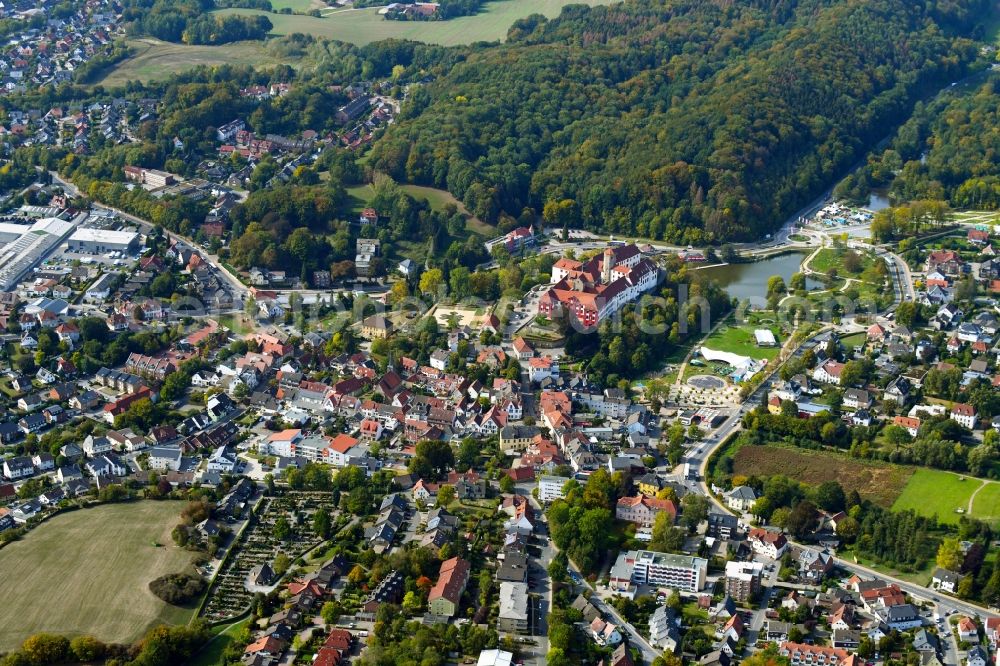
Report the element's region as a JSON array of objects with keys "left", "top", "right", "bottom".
[
  {"left": 369, "top": 0, "right": 988, "bottom": 242},
  {"left": 838, "top": 76, "right": 1000, "bottom": 210},
  {"left": 123, "top": 0, "right": 273, "bottom": 44}
]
